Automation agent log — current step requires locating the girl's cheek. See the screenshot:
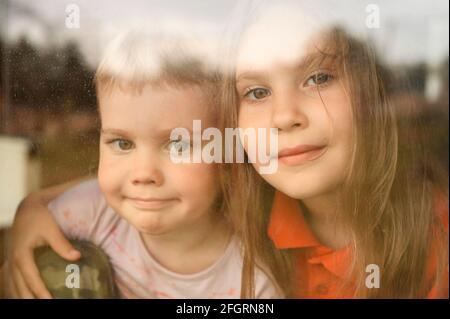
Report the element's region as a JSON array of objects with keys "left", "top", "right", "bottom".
[
  {"left": 331, "top": 101, "right": 353, "bottom": 147},
  {"left": 99, "top": 146, "right": 127, "bottom": 169},
  {"left": 239, "top": 101, "right": 273, "bottom": 128},
  {"left": 98, "top": 151, "right": 126, "bottom": 194},
  {"left": 98, "top": 161, "right": 115, "bottom": 193},
  {"left": 238, "top": 111, "right": 273, "bottom": 160},
  {"left": 171, "top": 163, "right": 219, "bottom": 195}
]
